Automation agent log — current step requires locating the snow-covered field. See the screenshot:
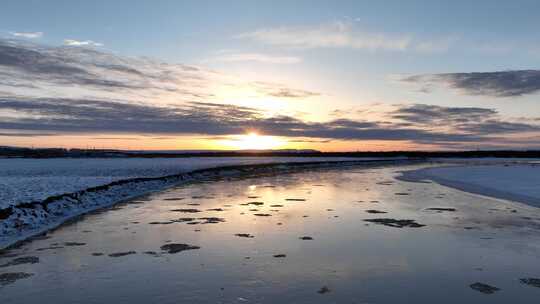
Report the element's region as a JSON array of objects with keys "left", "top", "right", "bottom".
[
  {"left": 401, "top": 163, "right": 540, "bottom": 207},
  {"left": 0, "top": 157, "right": 363, "bottom": 209}
]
